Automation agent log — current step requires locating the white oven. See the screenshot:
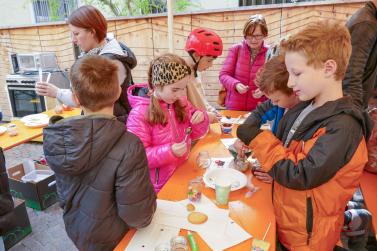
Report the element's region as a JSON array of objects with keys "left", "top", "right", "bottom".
[{"left": 5, "top": 71, "right": 70, "bottom": 118}]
